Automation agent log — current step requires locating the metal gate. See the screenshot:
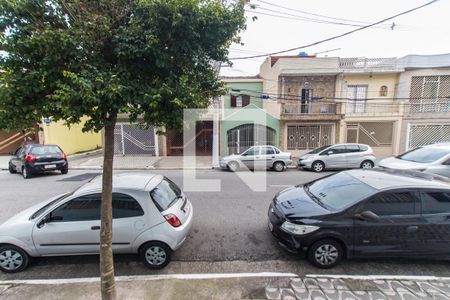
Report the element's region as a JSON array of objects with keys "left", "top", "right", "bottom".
[
  {"left": 114, "top": 123, "right": 157, "bottom": 156},
  {"left": 227, "top": 124, "right": 276, "bottom": 154},
  {"left": 287, "top": 125, "right": 332, "bottom": 150},
  {"left": 408, "top": 124, "right": 450, "bottom": 149}
]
